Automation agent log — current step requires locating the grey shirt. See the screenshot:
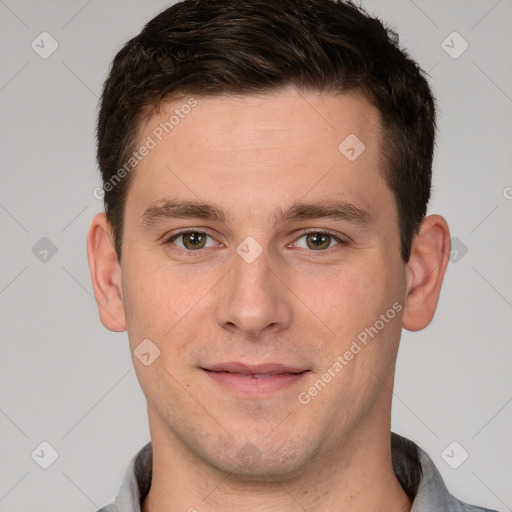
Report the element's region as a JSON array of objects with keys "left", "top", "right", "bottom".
[{"left": 97, "top": 432, "right": 499, "bottom": 512}]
